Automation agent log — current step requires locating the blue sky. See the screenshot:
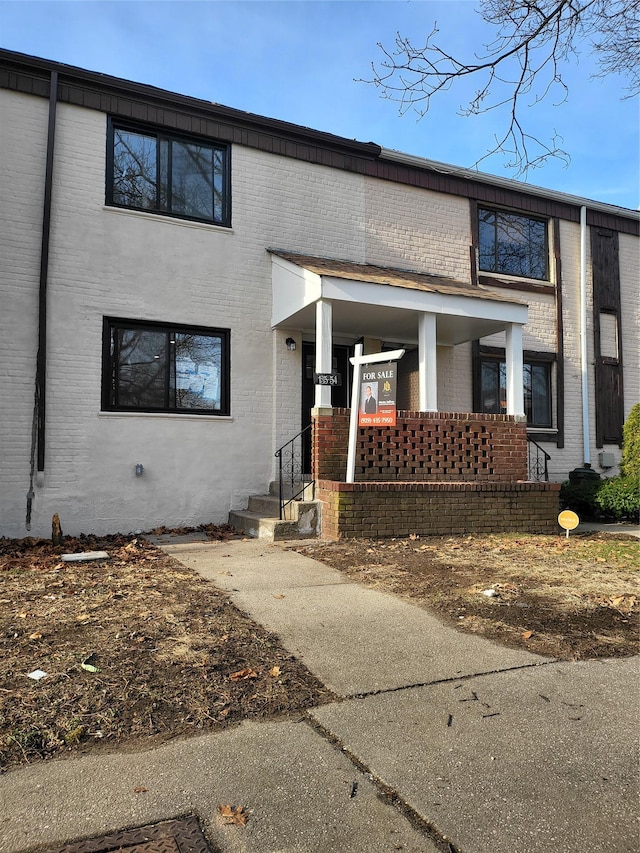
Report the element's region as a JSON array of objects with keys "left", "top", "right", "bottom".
[{"left": 1, "top": 0, "right": 638, "bottom": 209}]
